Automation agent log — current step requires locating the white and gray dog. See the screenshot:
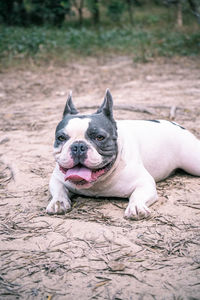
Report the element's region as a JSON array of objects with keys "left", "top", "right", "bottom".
[{"left": 46, "top": 90, "right": 200, "bottom": 219}]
